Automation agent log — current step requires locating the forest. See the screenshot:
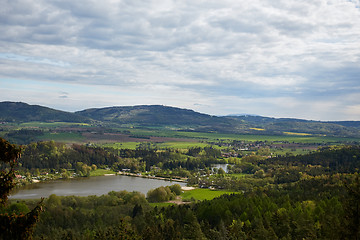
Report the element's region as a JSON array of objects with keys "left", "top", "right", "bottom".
[{"left": 1, "top": 137, "right": 360, "bottom": 239}]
